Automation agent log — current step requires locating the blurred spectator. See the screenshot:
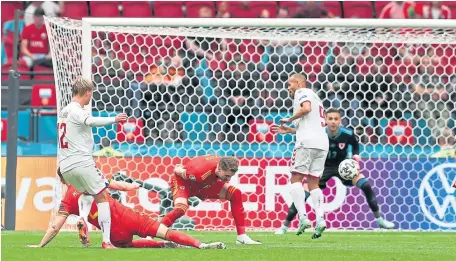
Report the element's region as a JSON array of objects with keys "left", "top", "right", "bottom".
[
  {"left": 277, "top": 7, "right": 290, "bottom": 18},
  {"left": 145, "top": 55, "right": 184, "bottom": 86},
  {"left": 24, "top": 1, "right": 61, "bottom": 25},
  {"left": 259, "top": 9, "right": 270, "bottom": 18},
  {"left": 1, "top": 19, "right": 25, "bottom": 64},
  {"left": 416, "top": 1, "right": 451, "bottom": 19},
  {"left": 293, "top": 2, "right": 328, "bottom": 18},
  {"left": 216, "top": 1, "right": 231, "bottom": 18},
  {"left": 379, "top": 1, "right": 415, "bottom": 19},
  {"left": 20, "top": 8, "right": 52, "bottom": 68},
  {"left": 198, "top": 6, "right": 214, "bottom": 18}
]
